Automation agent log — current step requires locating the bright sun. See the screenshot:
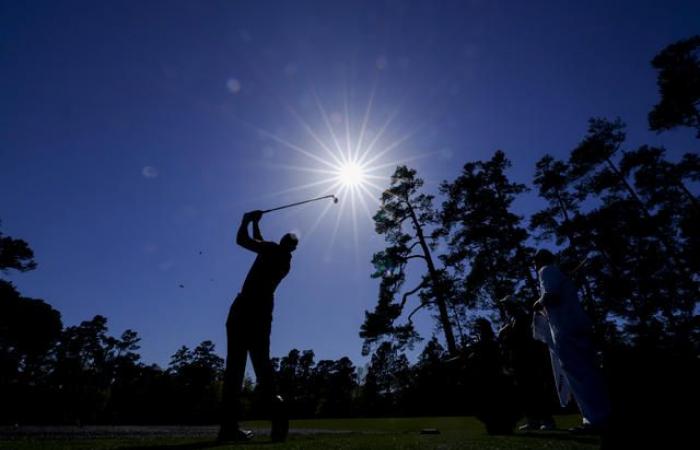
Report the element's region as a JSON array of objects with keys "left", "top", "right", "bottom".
[
  {"left": 250, "top": 87, "right": 424, "bottom": 253},
  {"left": 336, "top": 161, "right": 367, "bottom": 187}
]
